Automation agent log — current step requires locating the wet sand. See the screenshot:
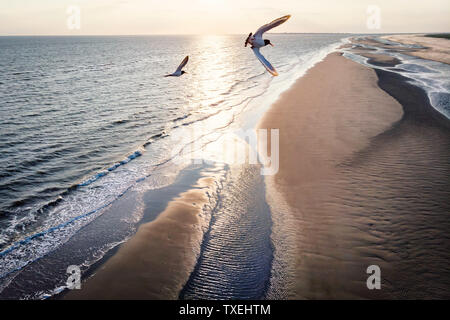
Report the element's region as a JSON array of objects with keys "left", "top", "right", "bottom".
[
  {"left": 359, "top": 53, "right": 401, "bottom": 67},
  {"left": 259, "top": 52, "right": 450, "bottom": 299},
  {"left": 383, "top": 35, "right": 450, "bottom": 65}
]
